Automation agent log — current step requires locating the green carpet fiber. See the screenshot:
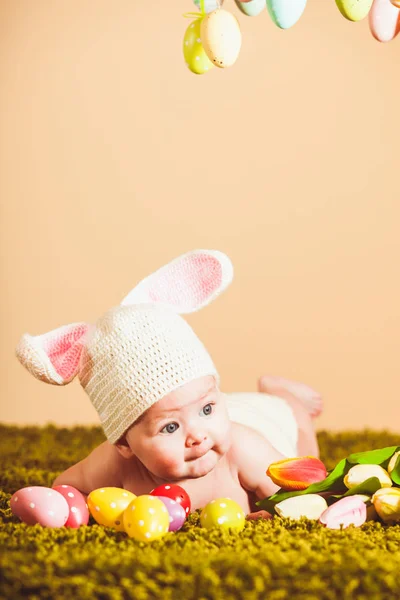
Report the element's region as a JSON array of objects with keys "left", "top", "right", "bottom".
[{"left": 1, "top": 424, "right": 400, "bottom": 600}]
